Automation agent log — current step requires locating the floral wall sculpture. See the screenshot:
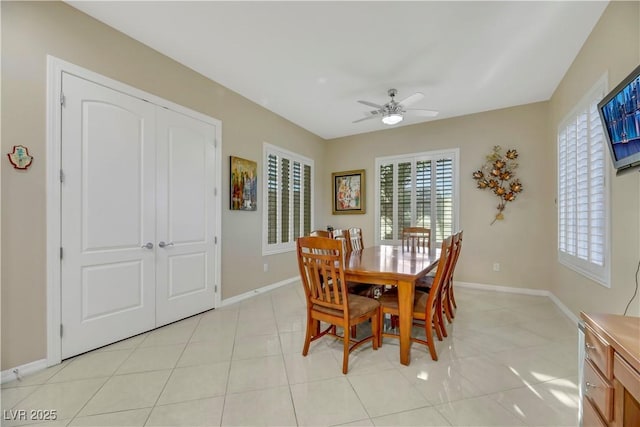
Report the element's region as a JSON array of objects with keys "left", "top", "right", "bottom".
[{"left": 472, "top": 146, "right": 523, "bottom": 225}]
